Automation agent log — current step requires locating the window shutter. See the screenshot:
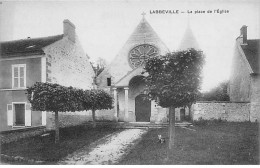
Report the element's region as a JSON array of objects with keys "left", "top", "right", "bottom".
[
  {"left": 20, "top": 66, "right": 25, "bottom": 87},
  {"left": 7, "top": 104, "right": 13, "bottom": 126},
  {"left": 13, "top": 67, "right": 19, "bottom": 88},
  {"left": 42, "top": 111, "right": 46, "bottom": 126},
  {"left": 25, "top": 103, "right": 32, "bottom": 126},
  {"left": 14, "top": 67, "right": 18, "bottom": 77}
]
